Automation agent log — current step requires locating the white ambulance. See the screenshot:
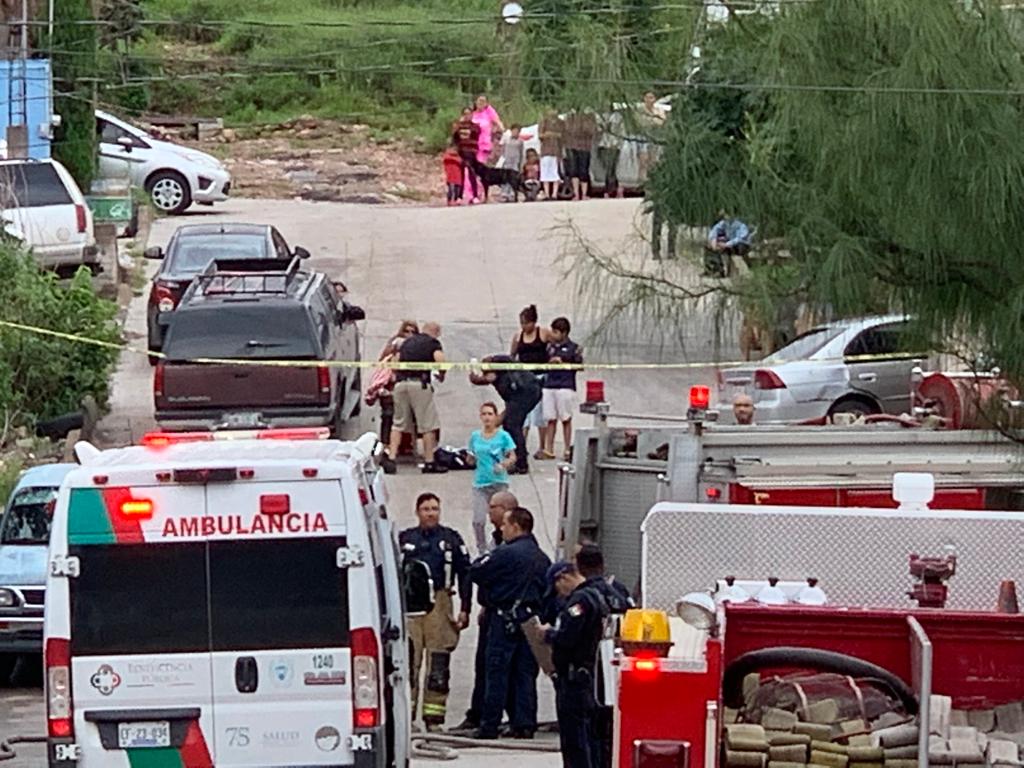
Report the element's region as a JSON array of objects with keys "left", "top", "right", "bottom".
[{"left": 43, "top": 428, "right": 410, "bottom": 768}]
